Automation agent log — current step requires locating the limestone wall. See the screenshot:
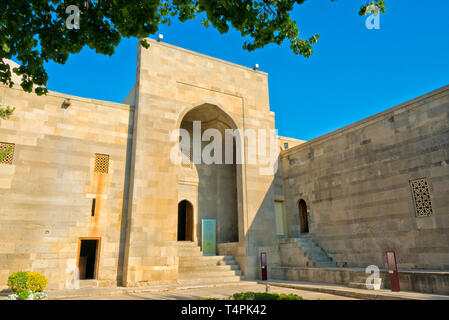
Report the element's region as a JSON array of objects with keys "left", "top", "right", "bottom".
[
  {"left": 281, "top": 85, "right": 449, "bottom": 270},
  {"left": 0, "top": 85, "right": 133, "bottom": 289}
]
